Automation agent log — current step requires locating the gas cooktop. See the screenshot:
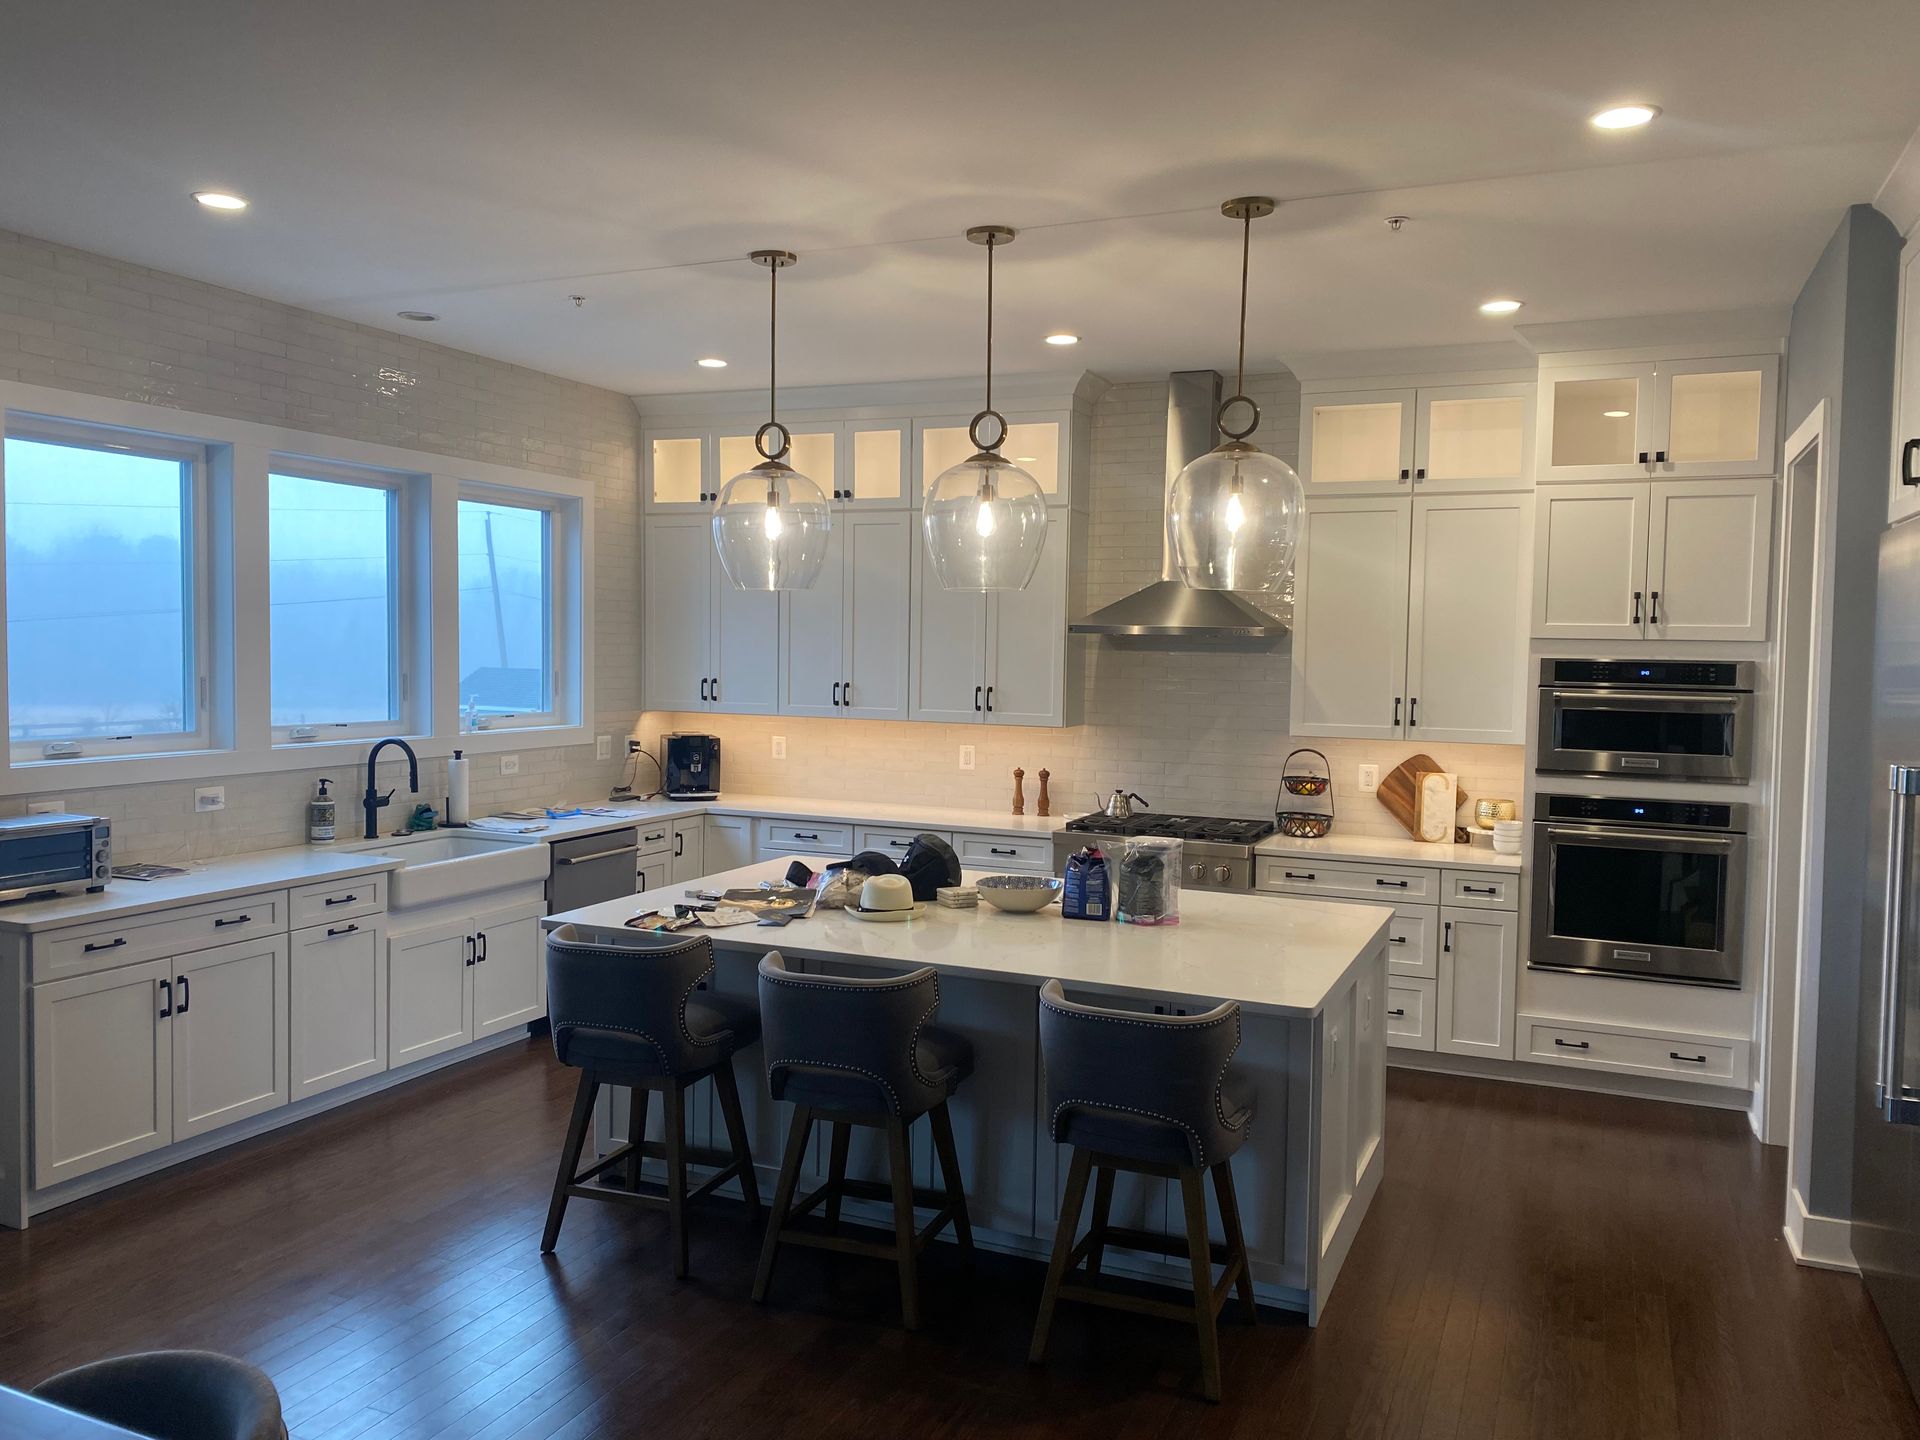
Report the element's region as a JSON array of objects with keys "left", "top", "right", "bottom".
[{"left": 1063, "top": 813, "right": 1277, "bottom": 846}]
